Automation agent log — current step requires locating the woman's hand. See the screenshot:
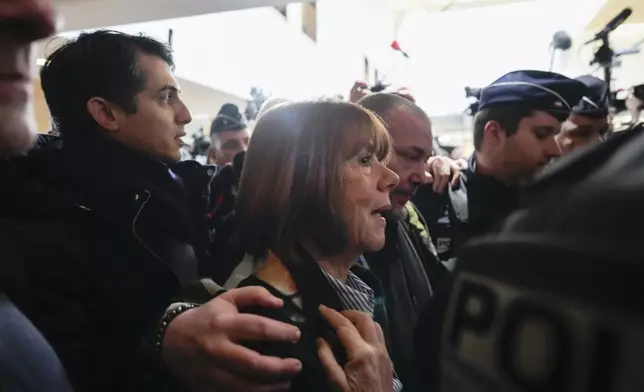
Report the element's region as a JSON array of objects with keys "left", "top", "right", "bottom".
[{"left": 317, "top": 306, "right": 393, "bottom": 392}]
